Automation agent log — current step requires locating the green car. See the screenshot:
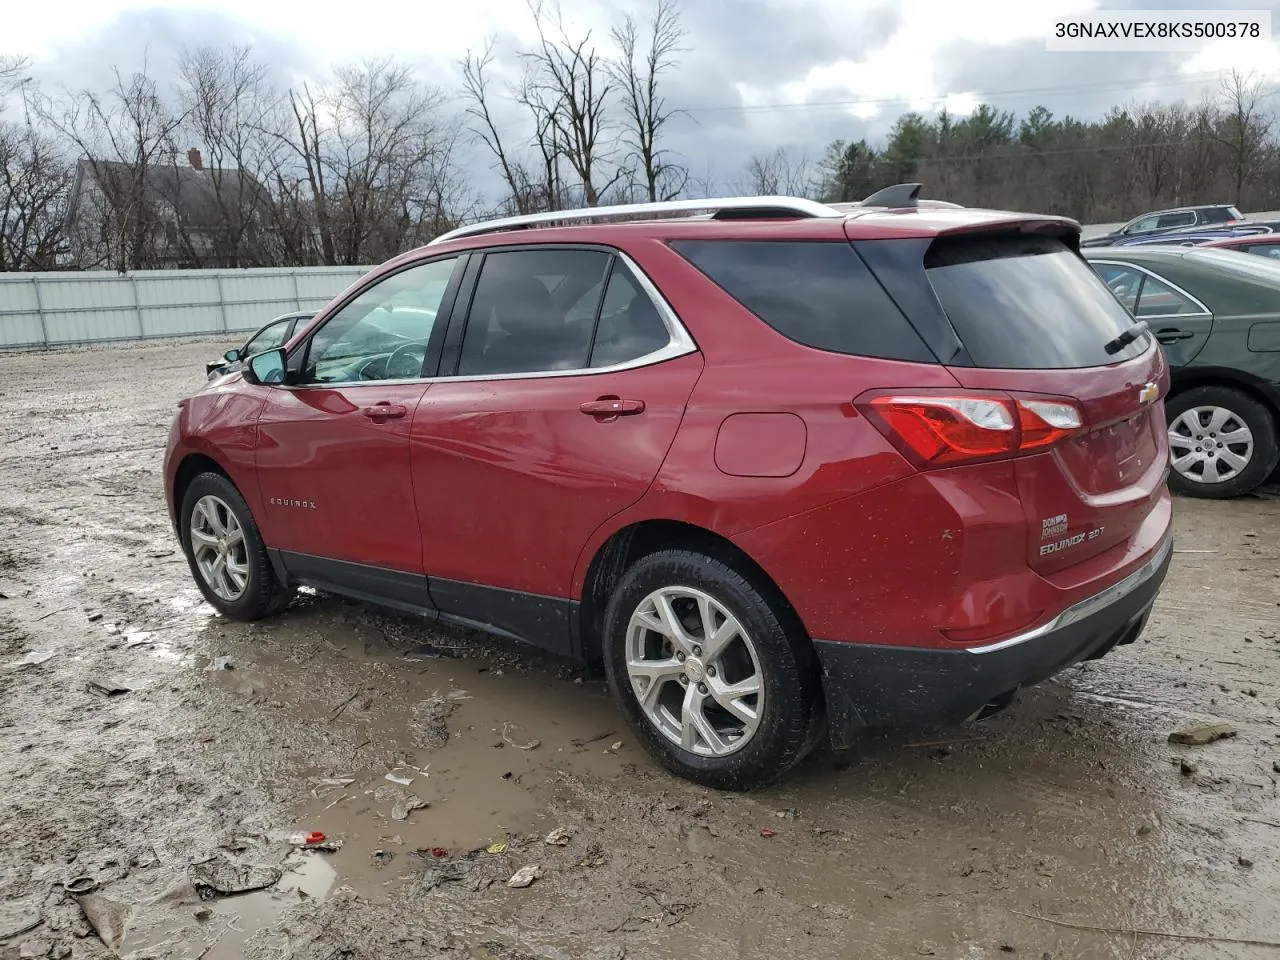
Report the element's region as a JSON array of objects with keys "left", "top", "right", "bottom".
[{"left": 1082, "top": 246, "right": 1280, "bottom": 499}]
